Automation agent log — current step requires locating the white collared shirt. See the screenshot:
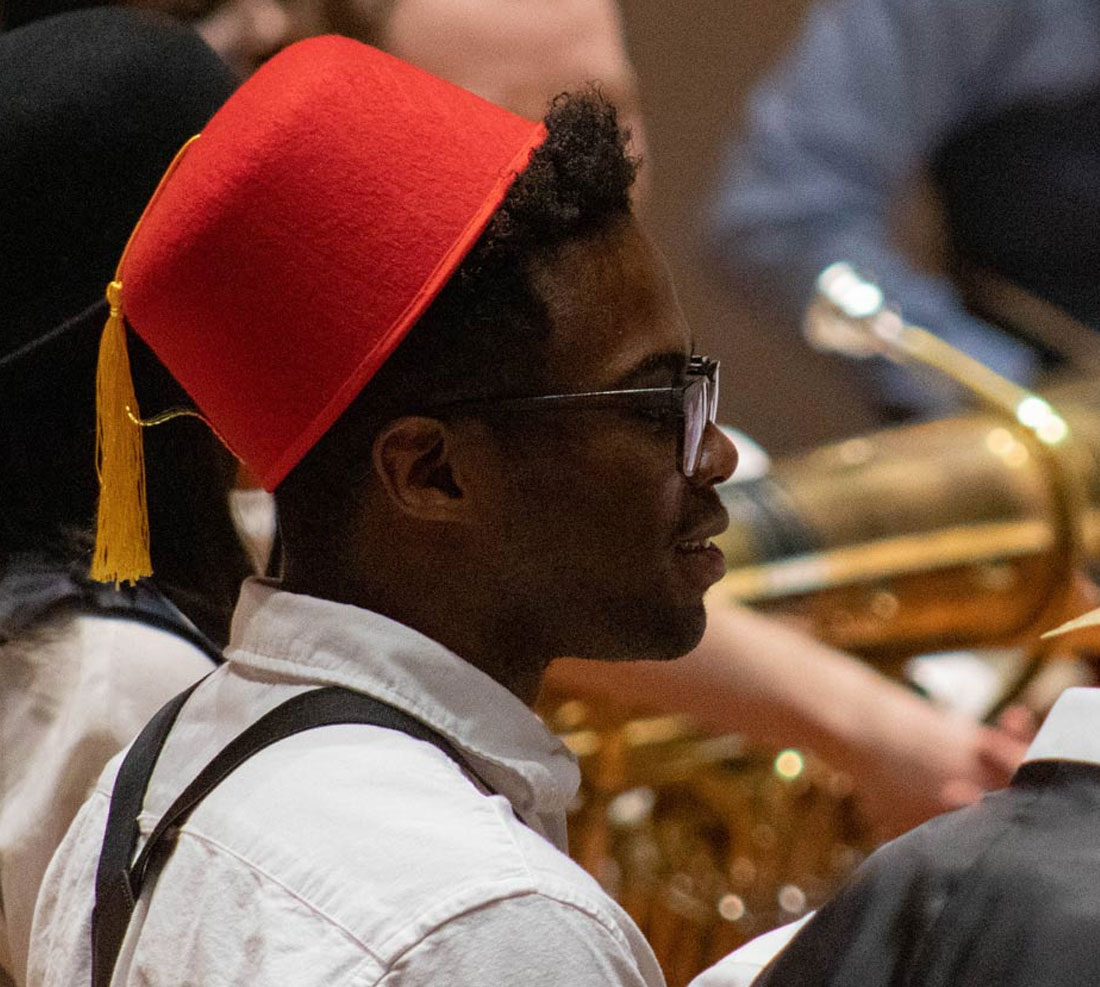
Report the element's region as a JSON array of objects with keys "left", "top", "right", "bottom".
[
  {"left": 29, "top": 579, "right": 663, "bottom": 986},
  {"left": 689, "top": 686, "right": 1100, "bottom": 987}
]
